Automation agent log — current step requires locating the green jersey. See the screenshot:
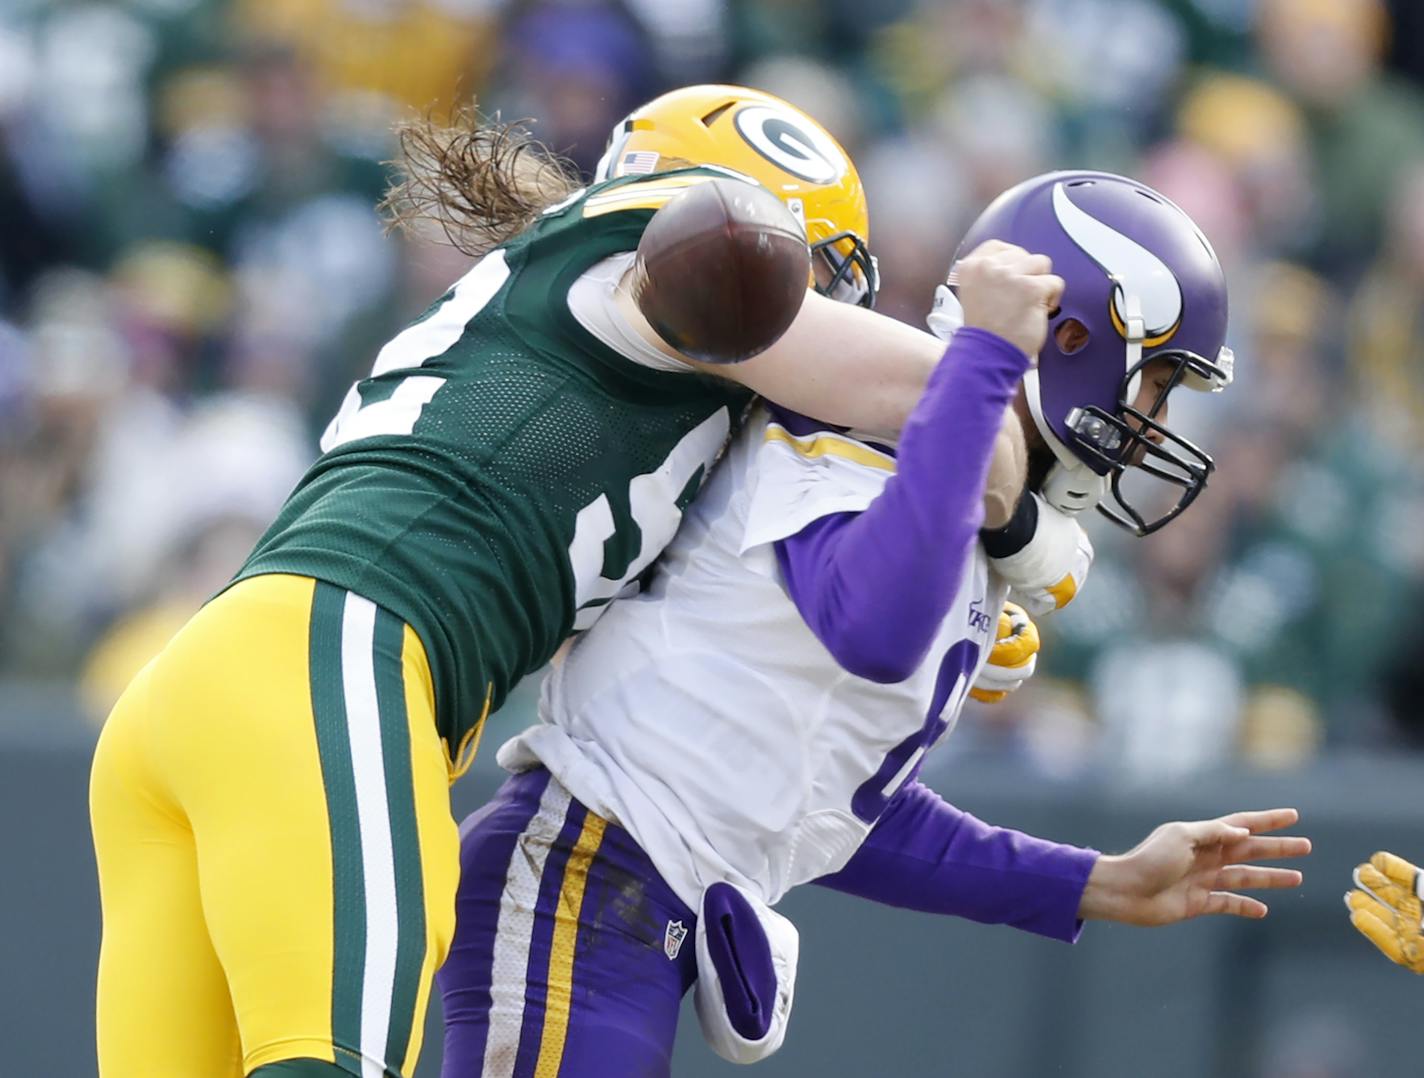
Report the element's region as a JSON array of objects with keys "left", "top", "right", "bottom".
[{"left": 235, "top": 168, "right": 753, "bottom": 753}]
